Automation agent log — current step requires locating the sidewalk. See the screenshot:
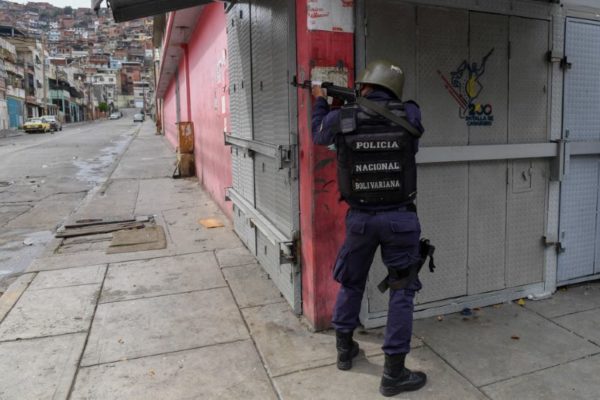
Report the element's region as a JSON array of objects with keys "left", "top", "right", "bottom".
[
  {"left": 0, "top": 121, "right": 599, "bottom": 399},
  {"left": 0, "top": 129, "right": 22, "bottom": 139}
]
